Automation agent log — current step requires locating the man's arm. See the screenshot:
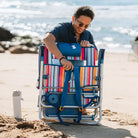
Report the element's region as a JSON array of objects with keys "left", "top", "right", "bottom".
[
  {"left": 43, "top": 33, "right": 63, "bottom": 59},
  {"left": 43, "top": 33, "right": 74, "bottom": 70}
]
